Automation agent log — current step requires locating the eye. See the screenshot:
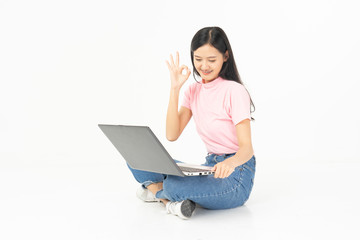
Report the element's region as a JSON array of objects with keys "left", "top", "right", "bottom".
[
  {"left": 209, "top": 60, "right": 216, "bottom": 63},
  {"left": 195, "top": 59, "right": 202, "bottom": 62}
]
